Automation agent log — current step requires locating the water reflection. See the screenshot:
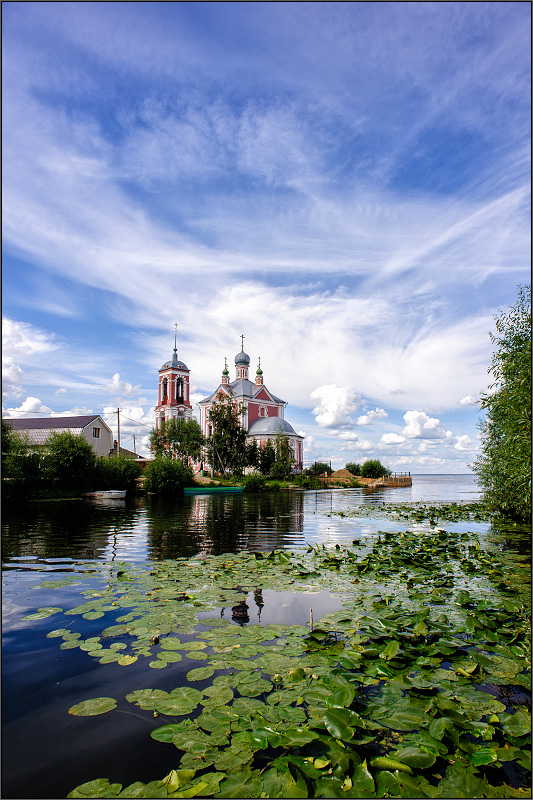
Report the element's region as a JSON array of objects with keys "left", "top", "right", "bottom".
[{"left": 2, "top": 476, "right": 483, "bottom": 567}]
